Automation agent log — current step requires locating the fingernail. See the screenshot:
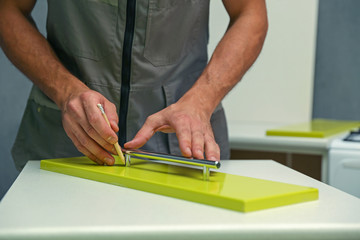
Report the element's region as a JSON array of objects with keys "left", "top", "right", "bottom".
[
  {"left": 111, "top": 147, "right": 117, "bottom": 154},
  {"left": 196, "top": 150, "right": 204, "bottom": 159},
  {"left": 111, "top": 121, "right": 119, "bottom": 131},
  {"left": 104, "top": 157, "right": 114, "bottom": 165},
  {"left": 185, "top": 147, "right": 192, "bottom": 156},
  {"left": 208, "top": 156, "right": 217, "bottom": 161}
]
